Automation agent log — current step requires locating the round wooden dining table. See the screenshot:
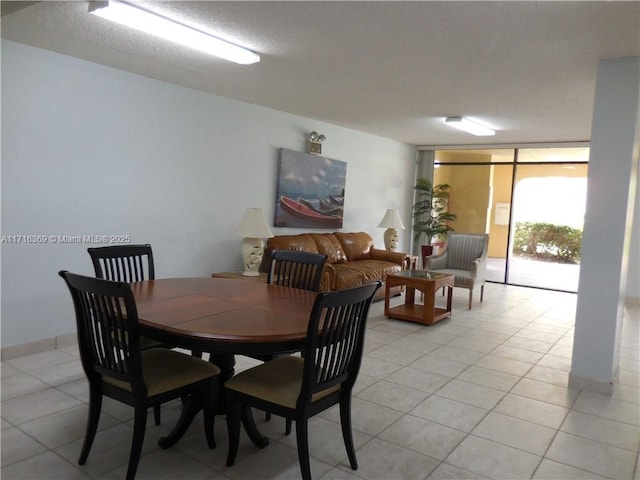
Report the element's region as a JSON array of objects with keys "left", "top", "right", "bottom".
[
  {"left": 131, "top": 276, "right": 317, "bottom": 356},
  {"left": 130, "top": 277, "right": 318, "bottom": 449}
]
